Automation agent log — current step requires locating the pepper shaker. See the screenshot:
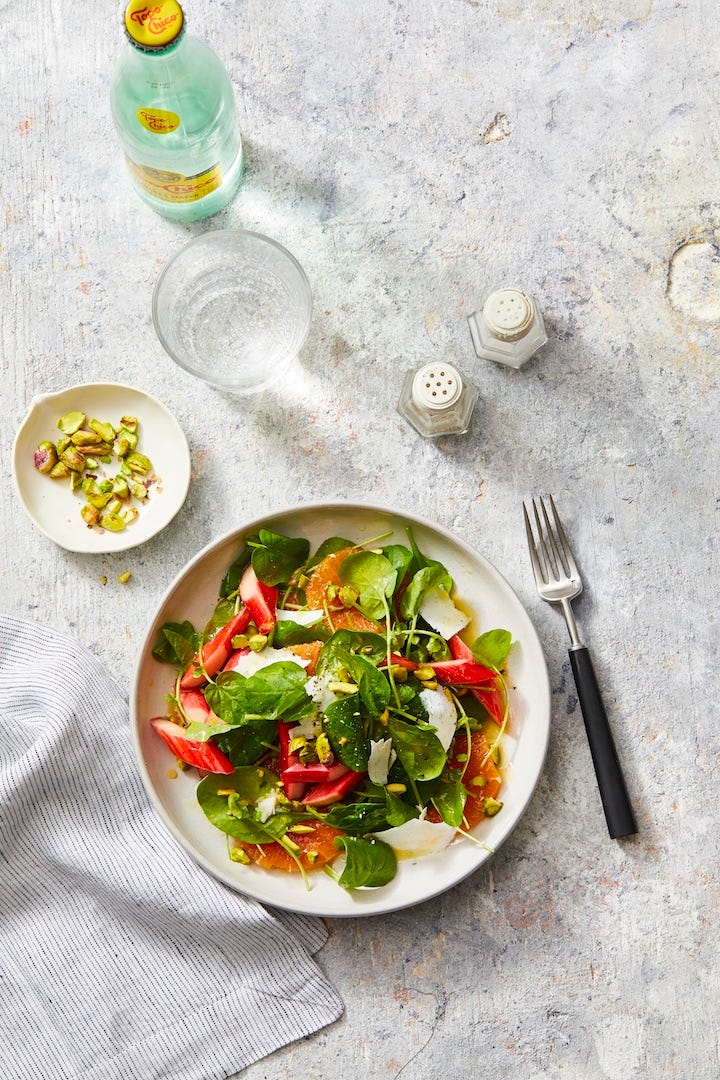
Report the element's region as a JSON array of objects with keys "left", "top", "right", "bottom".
[
  {"left": 397, "top": 362, "right": 478, "bottom": 438},
  {"left": 468, "top": 288, "right": 547, "bottom": 368}
]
